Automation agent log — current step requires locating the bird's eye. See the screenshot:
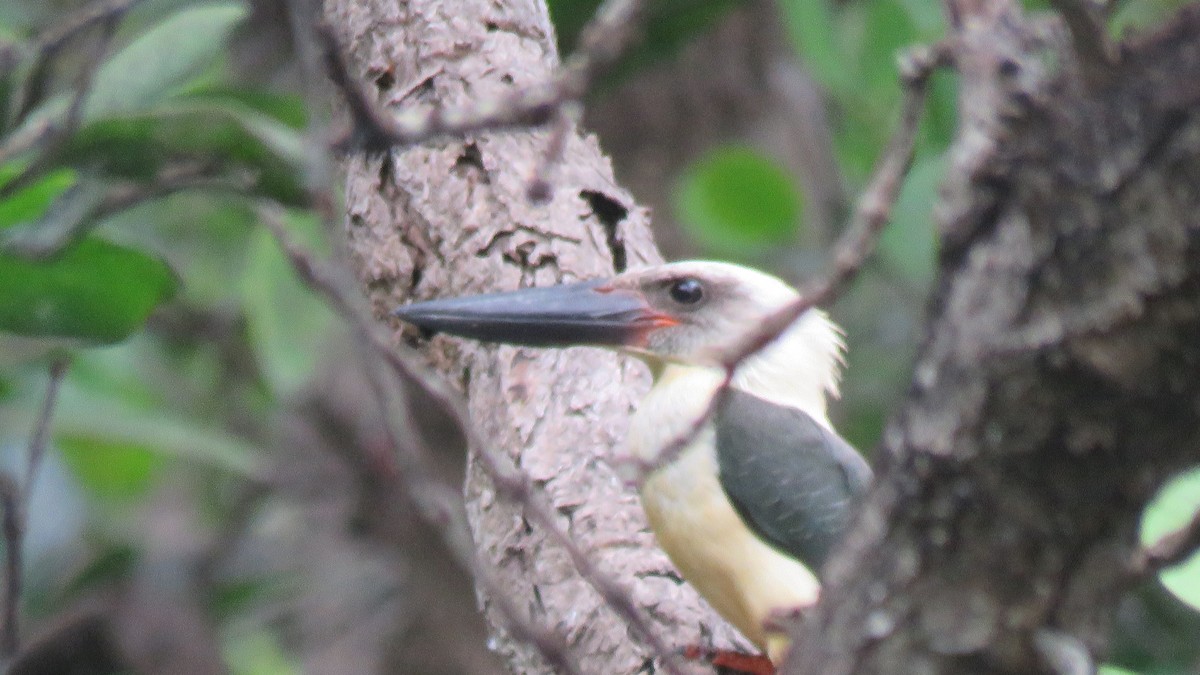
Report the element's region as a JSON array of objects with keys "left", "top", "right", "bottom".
[{"left": 668, "top": 278, "right": 704, "bottom": 305}]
